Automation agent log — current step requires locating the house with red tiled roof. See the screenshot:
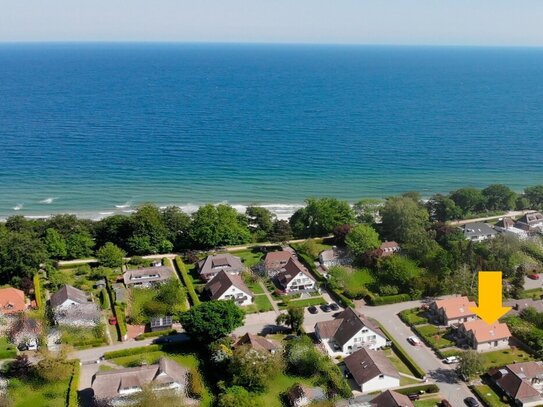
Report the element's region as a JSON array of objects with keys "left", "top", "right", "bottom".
[
  {"left": 489, "top": 361, "right": 543, "bottom": 406},
  {"left": 429, "top": 296, "right": 477, "bottom": 326},
  {"left": 262, "top": 250, "right": 295, "bottom": 277},
  {"left": 457, "top": 319, "right": 511, "bottom": 352},
  {"left": 0, "top": 287, "right": 27, "bottom": 317},
  {"left": 205, "top": 270, "right": 253, "bottom": 306},
  {"left": 344, "top": 348, "right": 400, "bottom": 392},
  {"left": 276, "top": 258, "right": 316, "bottom": 293},
  {"left": 370, "top": 389, "right": 414, "bottom": 407}
]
